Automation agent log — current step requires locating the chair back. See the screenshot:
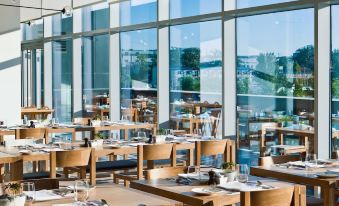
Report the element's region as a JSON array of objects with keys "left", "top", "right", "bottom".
[
  {"left": 195, "top": 139, "right": 235, "bottom": 166},
  {"left": 54, "top": 148, "right": 91, "bottom": 167},
  {"left": 145, "top": 166, "right": 186, "bottom": 180},
  {"left": 16, "top": 128, "right": 46, "bottom": 140},
  {"left": 240, "top": 185, "right": 306, "bottom": 206},
  {"left": 259, "top": 155, "right": 300, "bottom": 167},
  {"left": 137, "top": 144, "right": 176, "bottom": 179}
]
